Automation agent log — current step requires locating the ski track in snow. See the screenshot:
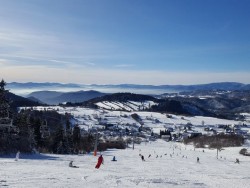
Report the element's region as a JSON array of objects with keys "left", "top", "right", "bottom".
[{"left": 1, "top": 140, "right": 250, "bottom": 188}]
